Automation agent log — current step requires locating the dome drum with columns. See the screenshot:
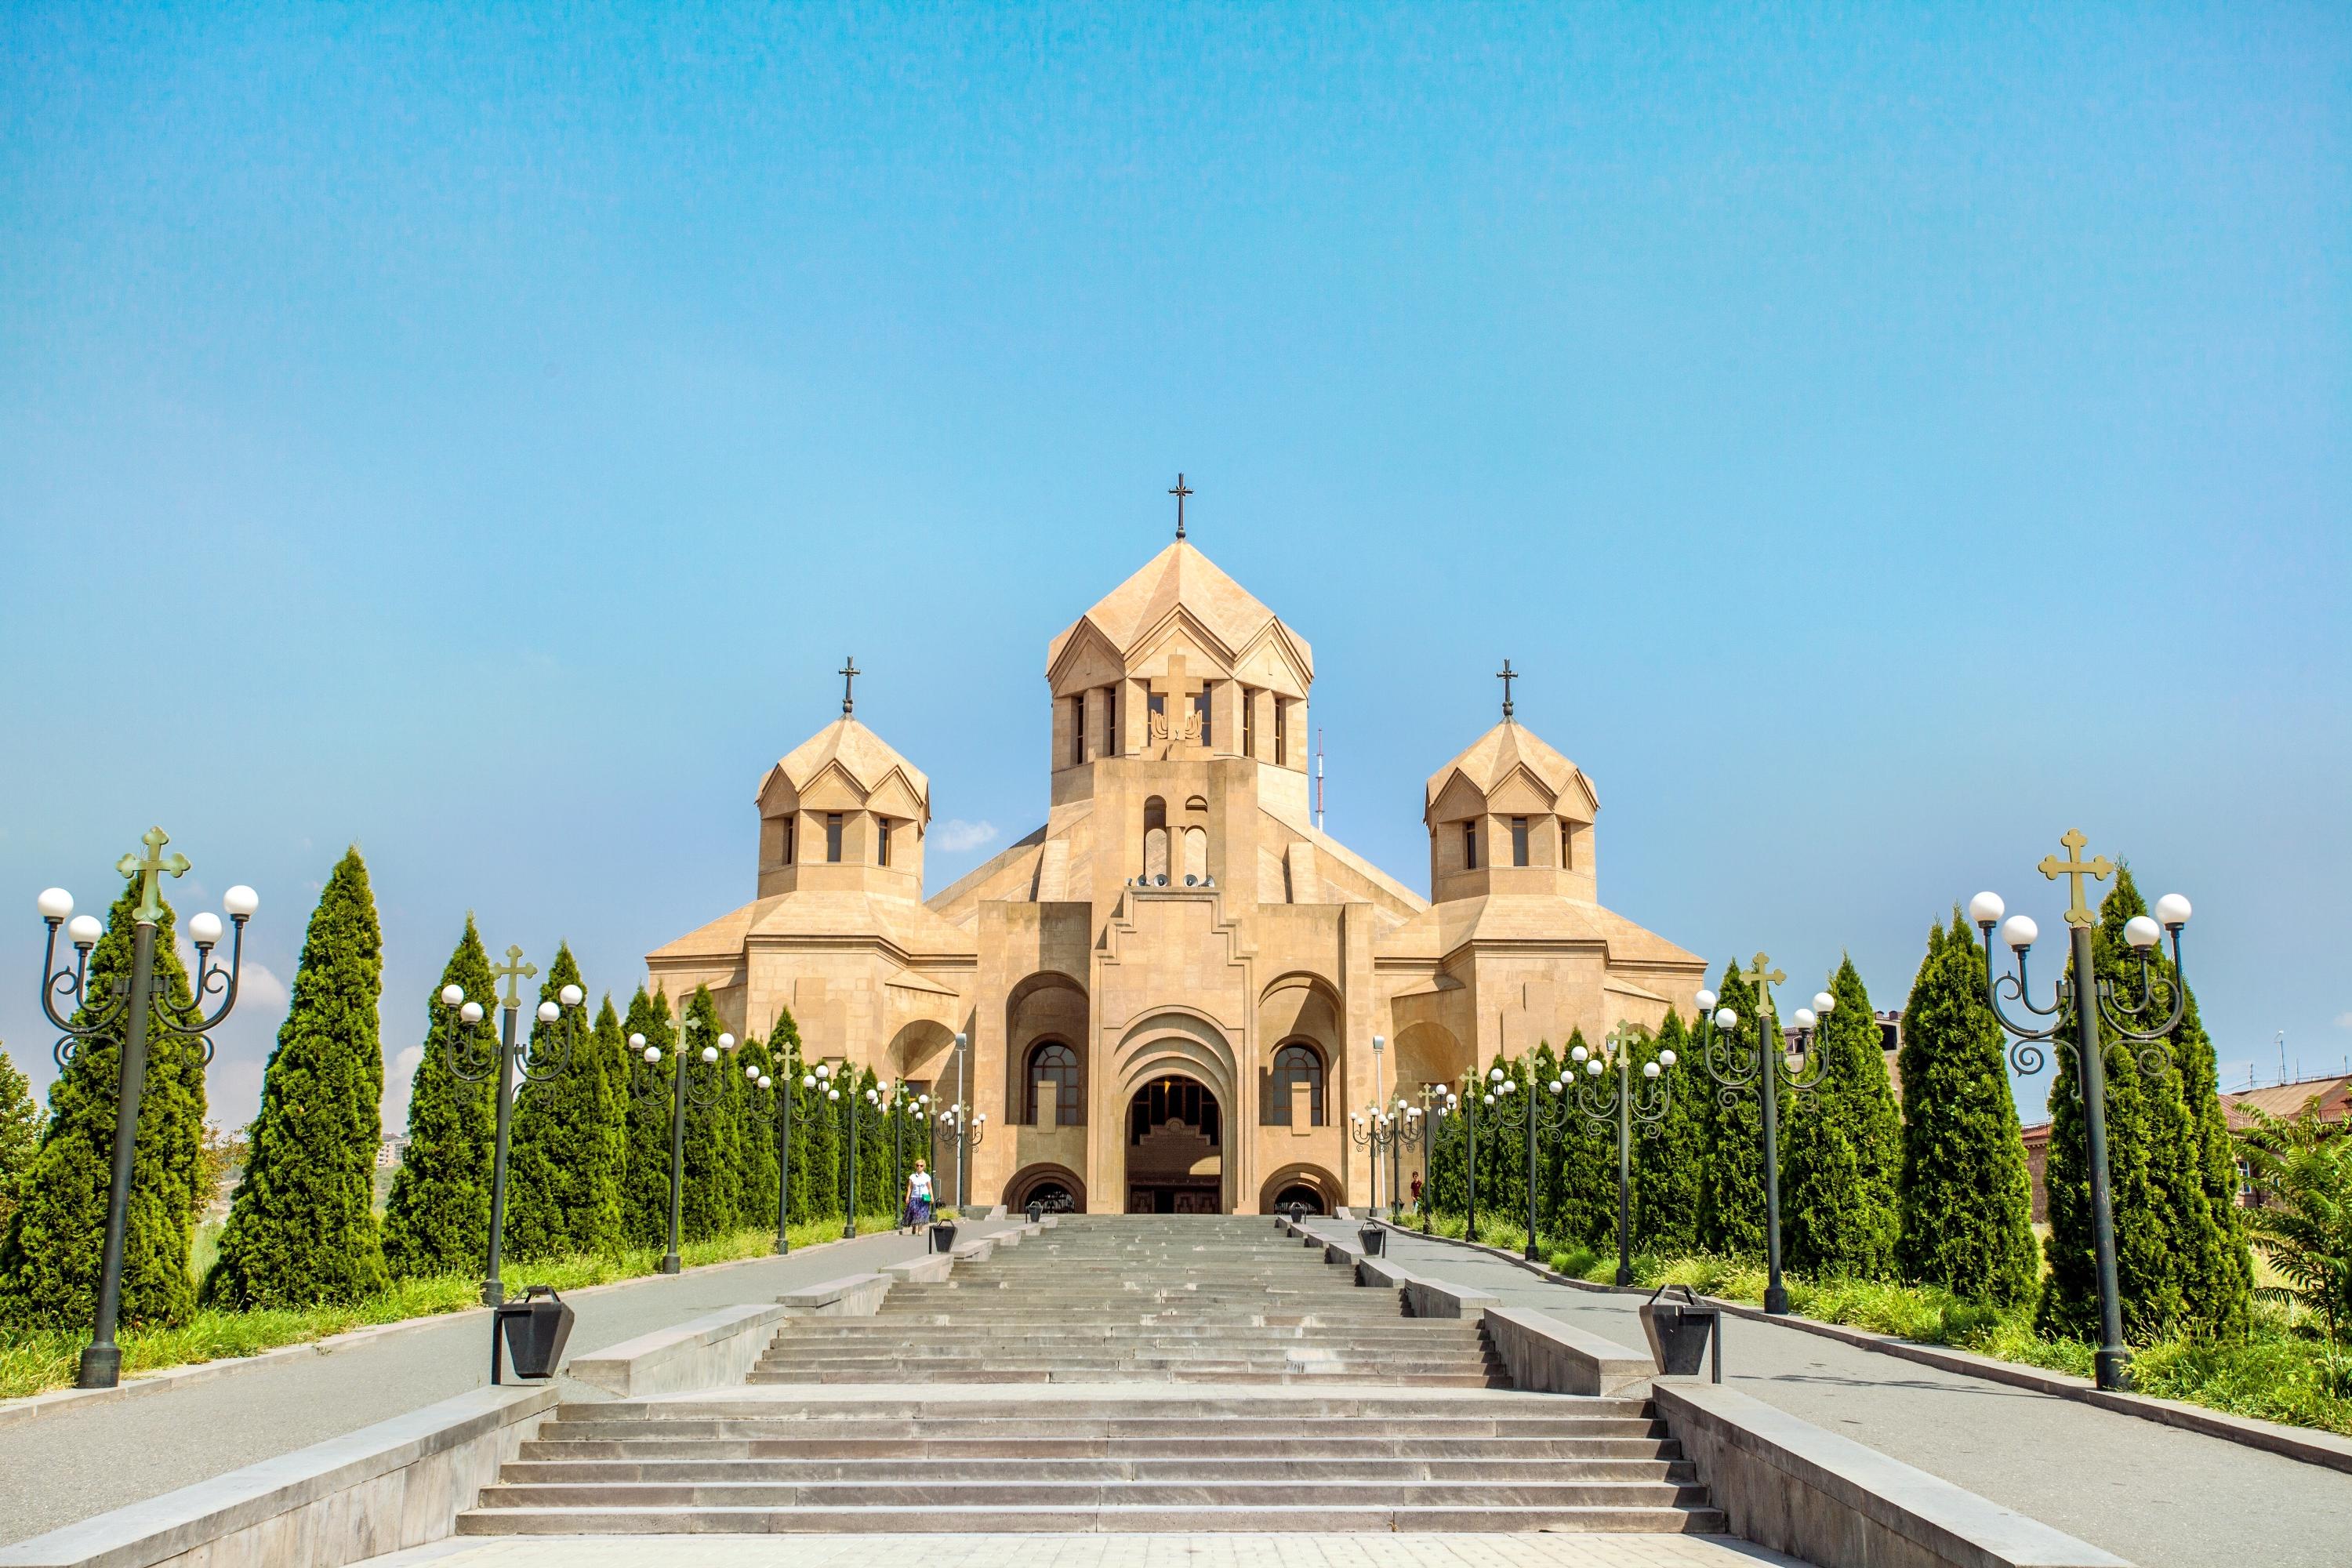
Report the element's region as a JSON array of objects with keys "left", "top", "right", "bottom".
[{"left": 649, "top": 530, "right": 1704, "bottom": 1214}]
